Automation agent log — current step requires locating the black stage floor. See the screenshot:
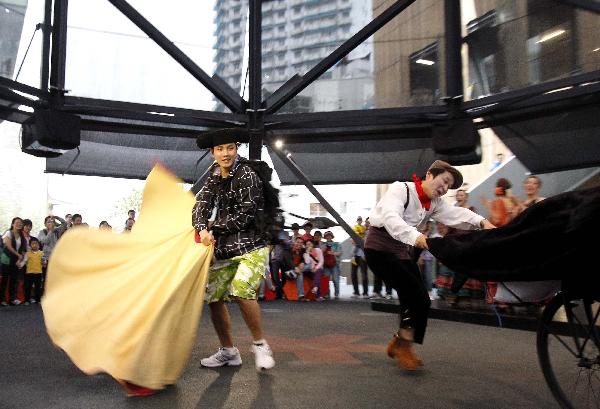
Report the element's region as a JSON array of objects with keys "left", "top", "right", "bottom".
[{"left": 0, "top": 300, "right": 558, "bottom": 409}]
